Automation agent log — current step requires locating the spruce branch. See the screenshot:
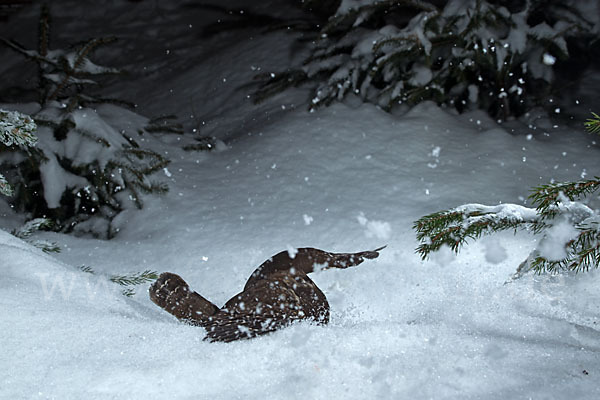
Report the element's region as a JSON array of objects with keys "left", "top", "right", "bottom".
[
  {"left": 1, "top": 109, "right": 38, "bottom": 196},
  {"left": 529, "top": 178, "right": 600, "bottom": 216},
  {"left": 76, "top": 95, "right": 136, "bottom": 109},
  {"left": 322, "top": 0, "right": 439, "bottom": 36},
  {"left": 32, "top": 240, "right": 61, "bottom": 253},
  {"left": 0, "top": 174, "right": 13, "bottom": 196},
  {"left": 109, "top": 270, "right": 158, "bottom": 286},
  {"left": 79, "top": 265, "right": 94, "bottom": 274},
  {"left": 121, "top": 288, "right": 136, "bottom": 297},
  {"left": 72, "top": 126, "right": 111, "bottom": 148},
  {"left": 46, "top": 37, "right": 119, "bottom": 102},
  {"left": 183, "top": 136, "right": 218, "bottom": 152},
  {"left": 71, "top": 36, "right": 118, "bottom": 72},
  {"left": 584, "top": 112, "right": 600, "bottom": 134},
  {"left": 253, "top": 70, "right": 308, "bottom": 104},
  {"left": 77, "top": 266, "right": 156, "bottom": 297},
  {"left": 11, "top": 218, "right": 61, "bottom": 253},
  {"left": 144, "top": 115, "right": 185, "bottom": 135},
  {"left": 0, "top": 109, "right": 38, "bottom": 147},
  {"left": 110, "top": 269, "right": 158, "bottom": 296},
  {"left": 414, "top": 204, "right": 543, "bottom": 259},
  {"left": 0, "top": 37, "right": 60, "bottom": 68},
  {"left": 11, "top": 218, "right": 54, "bottom": 239},
  {"left": 530, "top": 221, "right": 600, "bottom": 274},
  {"left": 415, "top": 179, "right": 599, "bottom": 274}
]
